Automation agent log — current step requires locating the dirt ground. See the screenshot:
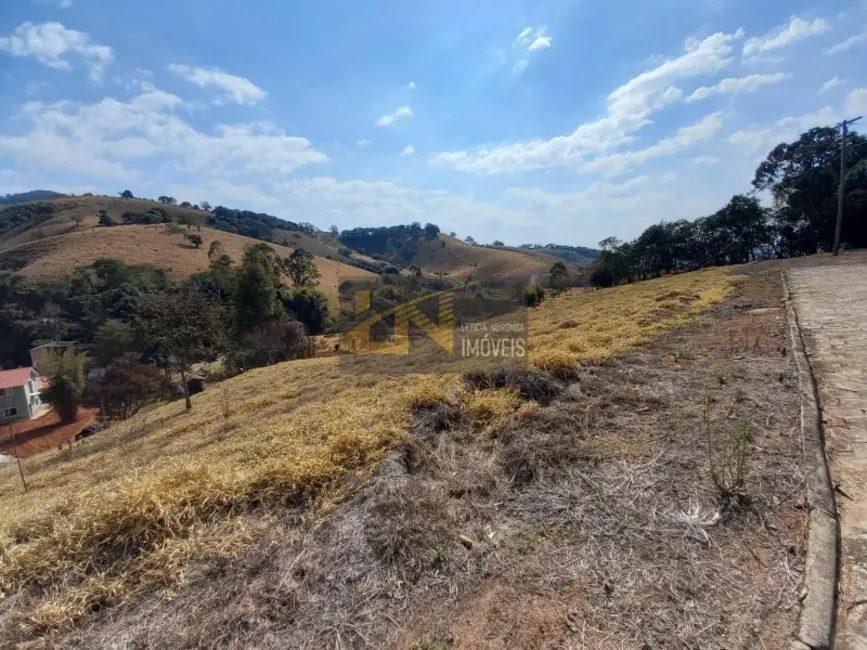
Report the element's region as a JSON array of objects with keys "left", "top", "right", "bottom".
[
  {"left": 32, "top": 269, "right": 807, "bottom": 650},
  {"left": 0, "top": 408, "right": 96, "bottom": 459}
]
